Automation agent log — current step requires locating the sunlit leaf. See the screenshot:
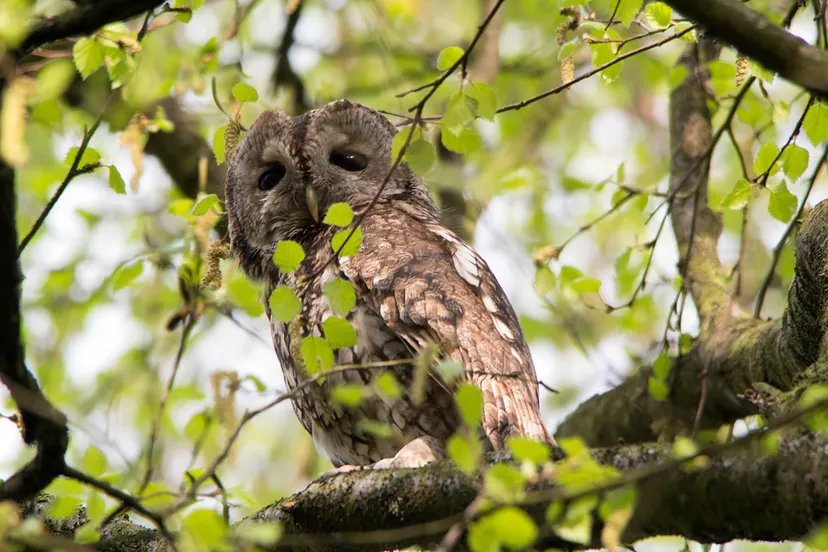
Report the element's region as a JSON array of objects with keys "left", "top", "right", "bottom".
[
  {"left": 484, "top": 463, "right": 526, "bottom": 503},
  {"left": 781, "top": 144, "right": 809, "bottom": 181},
  {"left": 404, "top": 139, "right": 436, "bottom": 175},
  {"left": 322, "top": 278, "right": 356, "bottom": 316},
  {"left": 323, "top": 202, "right": 354, "bottom": 226},
  {"left": 272, "top": 240, "right": 305, "bottom": 272},
  {"left": 455, "top": 383, "right": 483, "bottom": 428},
  {"left": 467, "top": 82, "right": 497, "bottom": 121},
  {"left": 768, "top": 181, "right": 798, "bottom": 222},
  {"left": 331, "top": 227, "right": 363, "bottom": 257},
  {"left": 321, "top": 316, "right": 358, "bottom": 349},
  {"left": 232, "top": 82, "right": 259, "bottom": 103},
  {"left": 112, "top": 261, "right": 143, "bottom": 291},
  {"left": 718, "top": 179, "right": 751, "bottom": 210},
  {"left": 331, "top": 384, "right": 364, "bottom": 407},
  {"left": 437, "top": 46, "right": 464, "bottom": 70},
  {"left": 441, "top": 126, "right": 482, "bottom": 153},
  {"left": 753, "top": 142, "right": 780, "bottom": 176},
  {"left": 108, "top": 166, "right": 126, "bottom": 195},
  {"left": 83, "top": 446, "right": 107, "bottom": 477},
  {"left": 644, "top": 2, "right": 673, "bottom": 29},
  {"left": 375, "top": 371, "right": 403, "bottom": 399},
  {"left": 301, "top": 336, "right": 334, "bottom": 375},
  {"left": 191, "top": 193, "right": 219, "bottom": 216},
  {"left": 507, "top": 436, "right": 550, "bottom": 466},
  {"left": 803, "top": 102, "right": 828, "bottom": 146},
  {"left": 73, "top": 37, "right": 106, "bottom": 79},
  {"left": 616, "top": 0, "right": 644, "bottom": 26},
  {"left": 269, "top": 285, "right": 302, "bottom": 322}
]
